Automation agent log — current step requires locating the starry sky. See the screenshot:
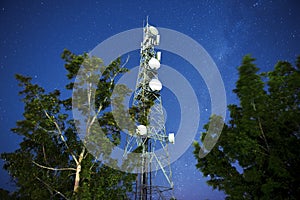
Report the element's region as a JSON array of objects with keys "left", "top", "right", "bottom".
[{"left": 1, "top": 0, "right": 300, "bottom": 199}]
